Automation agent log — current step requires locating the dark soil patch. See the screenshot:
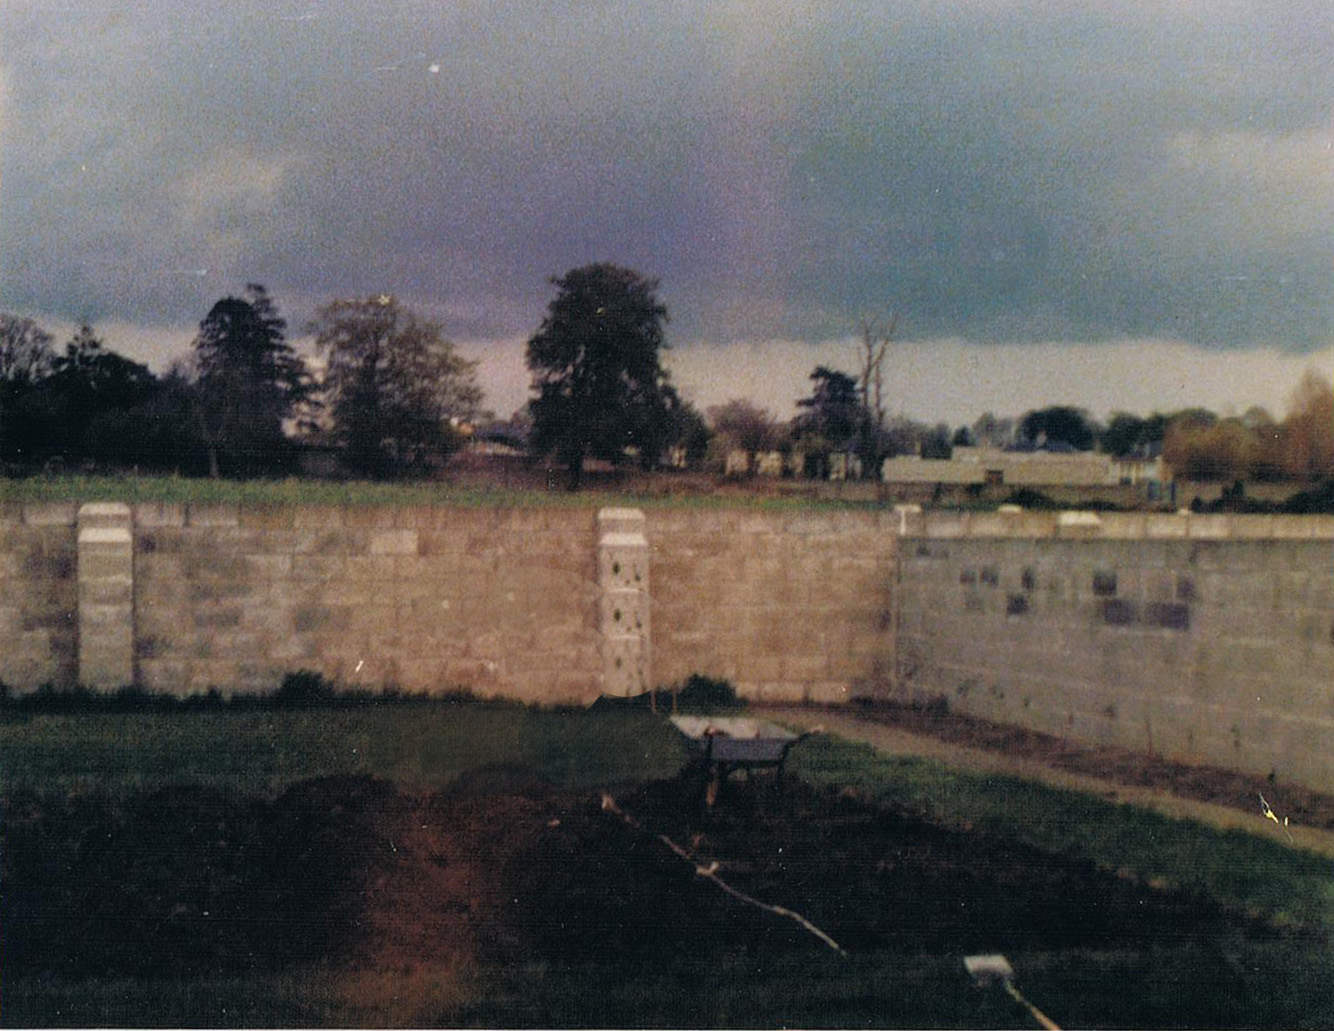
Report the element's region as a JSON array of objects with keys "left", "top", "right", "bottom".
[
  {"left": 844, "top": 701, "right": 1334, "bottom": 830},
  {"left": 505, "top": 777, "right": 1292, "bottom": 966},
  {"left": 1, "top": 771, "right": 1315, "bottom": 1025}
]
